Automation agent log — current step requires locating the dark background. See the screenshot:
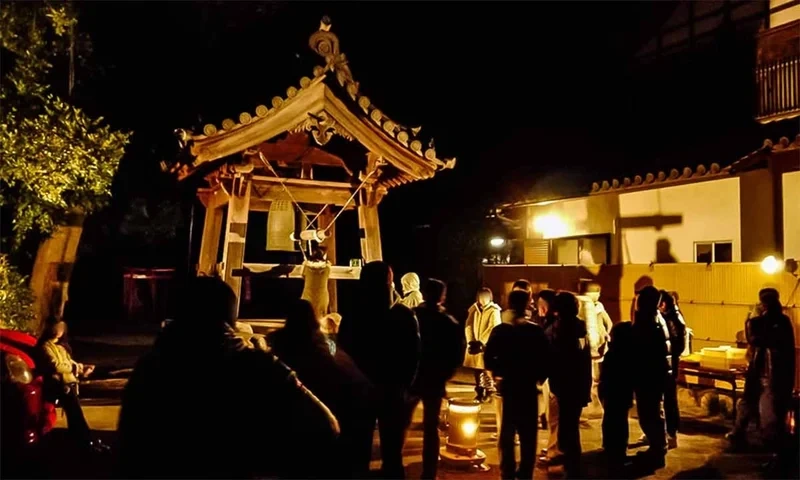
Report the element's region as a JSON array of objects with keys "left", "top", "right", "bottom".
[{"left": 57, "top": 1, "right": 795, "bottom": 327}]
